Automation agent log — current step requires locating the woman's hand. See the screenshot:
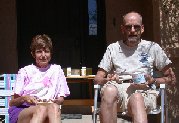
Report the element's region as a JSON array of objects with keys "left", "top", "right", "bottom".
[
  {"left": 10, "top": 94, "right": 37, "bottom": 106},
  {"left": 23, "top": 95, "right": 38, "bottom": 104},
  {"left": 52, "top": 96, "right": 64, "bottom": 105}
]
